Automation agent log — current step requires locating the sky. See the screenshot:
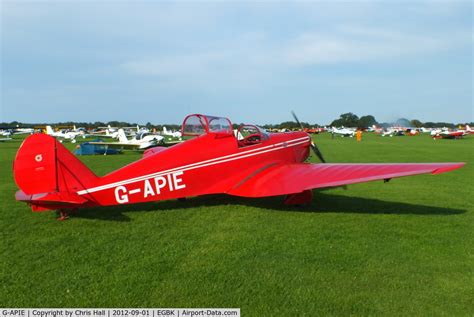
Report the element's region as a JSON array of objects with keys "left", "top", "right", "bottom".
[{"left": 1, "top": 1, "right": 472, "bottom": 125}]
